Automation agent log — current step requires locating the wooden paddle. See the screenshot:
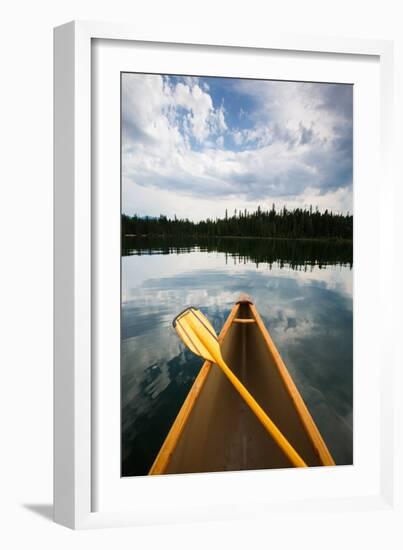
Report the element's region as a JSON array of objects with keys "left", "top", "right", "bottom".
[{"left": 173, "top": 307, "right": 307, "bottom": 468}]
